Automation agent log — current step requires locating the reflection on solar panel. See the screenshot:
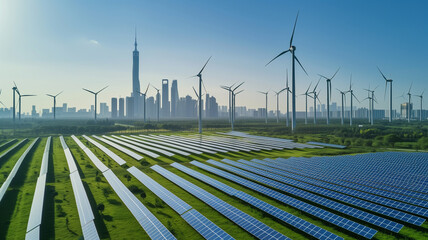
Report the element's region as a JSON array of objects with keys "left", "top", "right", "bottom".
[
  {"left": 182, "top": 209, "right": 235, "bottom": 240},
  {"left": 132, "top": 135, "right": 201, "bottom": 155},
  {"left": 92, "top": 135, "right": 143, "bottom": 160},
  {"left": 102, "top": 135, "right": 160, "bottom": 158},
  {"left": 103, "top": 169, "right": 176, "bottom": 240},
  {"left": 153, "top": 135, "right": 224, "bottom": 153},
  {"left": 139, "top": 135, "right": 206, "bottom": 154},
  {"left": 82, "top": 135, "right": 126, "bottom": 166},
  {"left": 72, "top": 135, "right": 109, "bottom": 173},
  {"left": 250, "top": 159, "right": 425, "bottom": 226},
  {"left": 26, "top": 137, "right": 51, "bottom": 240},
  {"left": 226, "top": 159, "right": 404, "bottom": 231},
  {"left": 0, "top": 139, "right": 27, "bottom": 162},
  {"left": 128, "top": 166, "right": 233, "bottom": 240},
  {"left": 202, "top": 160, "right": 377, "bottom": 239},
  {"left": 187, "top": 135, "right": 261, "bottom": 151},
  {"left": 151, "top": 165, "right": 289, "bottom": 240},
  {"left": 160, "top": 135, "right": 236, "bottom": 152},
  {"left": 113, "top": 135, "right": 175, "bottom": 157},
  {"left": 125, "top": 135, "right": 191, "bottom": 156},
  {"left": 306, "top": 142, "right": 346, "bottom": 148},
  {"left": 61, "top": 136, "right": 100, "bottom": 240},
  {"left": 0, "top": 138, "right": 38, "bottom": 203},
  {"left": 172, "top": 162, "right": 341, "bottom": 240}
]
